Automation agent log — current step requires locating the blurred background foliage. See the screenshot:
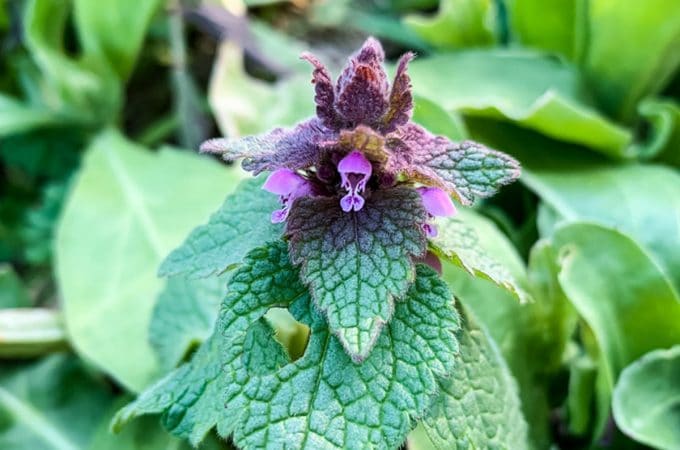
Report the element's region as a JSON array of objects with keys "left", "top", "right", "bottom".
[{"left": 1, "top": 0, "right": 679, "bottom": 449}]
